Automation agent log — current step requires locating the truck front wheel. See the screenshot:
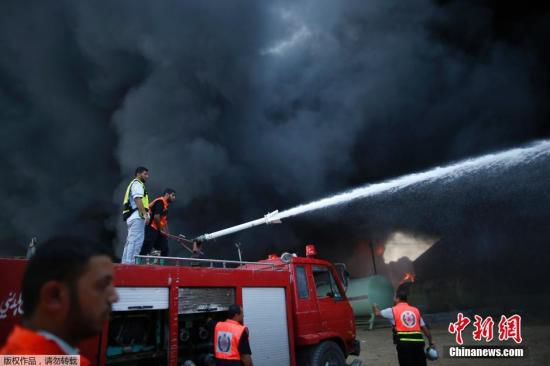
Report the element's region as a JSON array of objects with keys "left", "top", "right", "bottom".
[{"left": 310, "top": 340, "right": 346, "bottom": 366}]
